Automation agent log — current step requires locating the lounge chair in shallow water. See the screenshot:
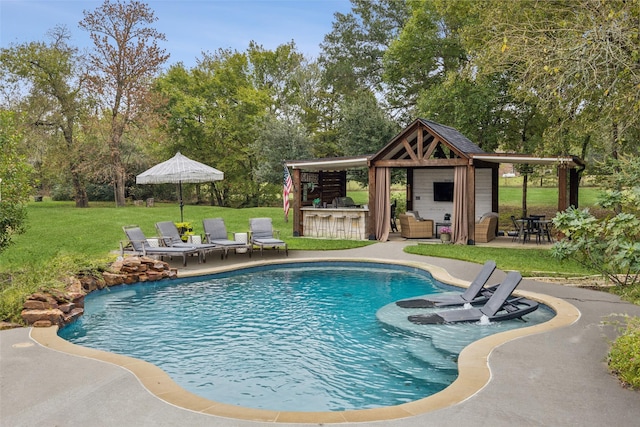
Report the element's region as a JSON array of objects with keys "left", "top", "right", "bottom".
[
  {"left": 202, "top": 218, "right": 252, "bottom": 258},
  {"left": 155, "top": 221, "right": 225, "bottom": 262},
  {"left": 249, "top": 217, "right": 288, "bottom": 256},
  {"left": 121, "top": 225, "right": 200, "bottom": 267},
  {"left": 408, "top": 271, "right": 538, "bottom": 324},
  {"left": 396, "top": 260, "right": 497, "bottom": 308}
]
